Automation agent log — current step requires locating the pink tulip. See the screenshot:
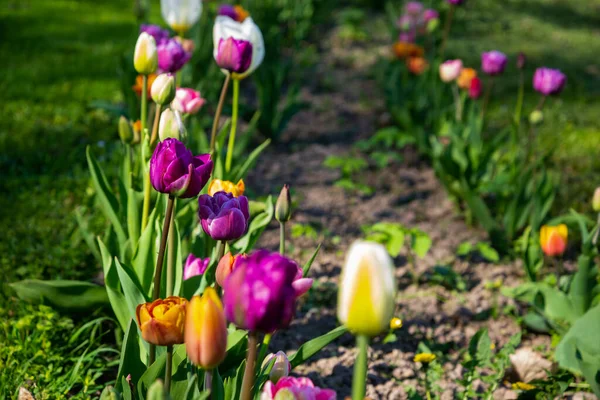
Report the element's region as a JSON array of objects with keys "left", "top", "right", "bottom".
[{"left": 172, "top": 88, "right": 205, "bottom": 115}]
